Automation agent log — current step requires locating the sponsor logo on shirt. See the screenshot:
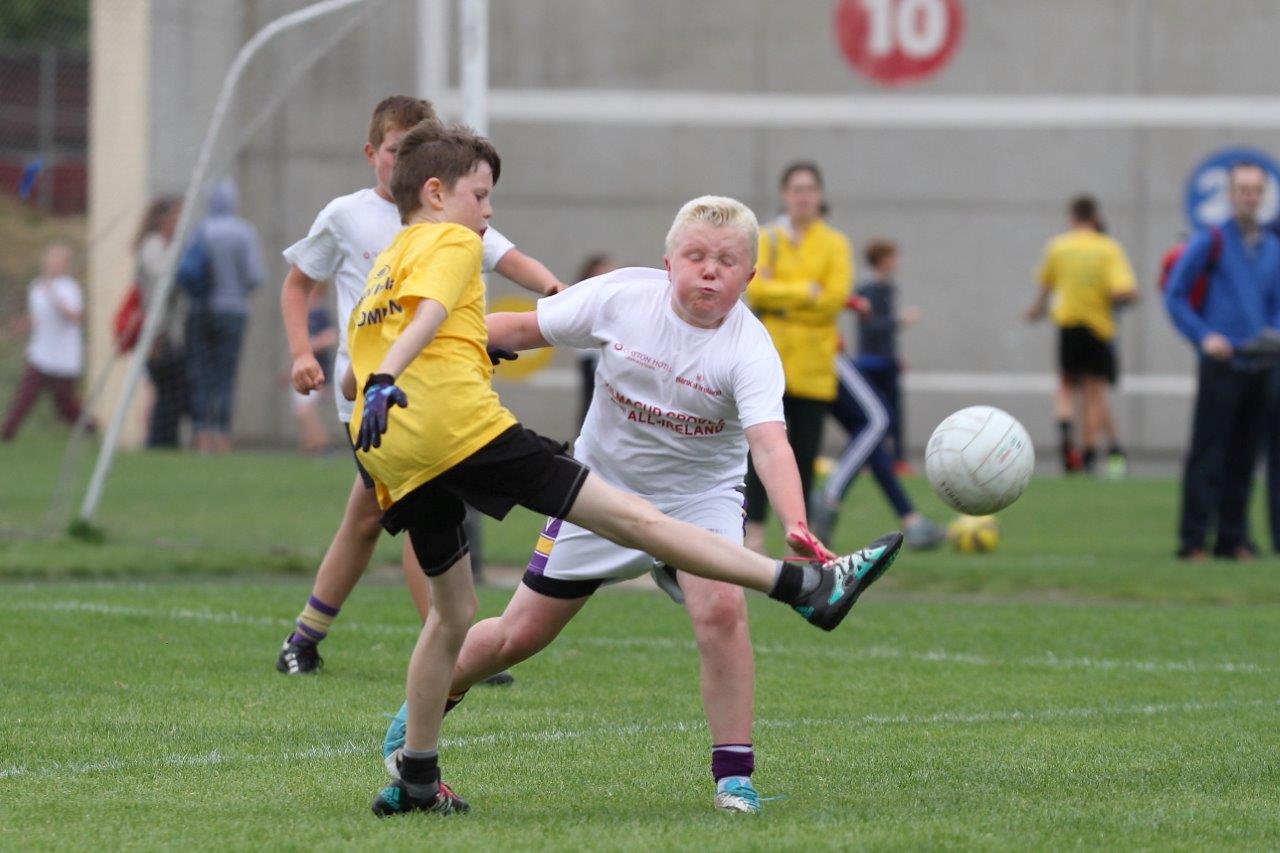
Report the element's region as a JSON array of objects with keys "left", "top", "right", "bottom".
[
  {"left": 675, "top": 373, "right": 723, "bottom": 398},
  {"left": 603, "top": 380, "right": 725, "bottom": 437},
  {"left": 612, "top": 342, "right": 674, "bottom": 374}
]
